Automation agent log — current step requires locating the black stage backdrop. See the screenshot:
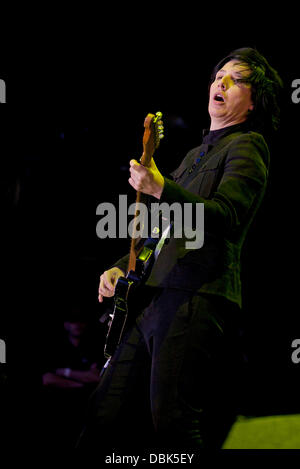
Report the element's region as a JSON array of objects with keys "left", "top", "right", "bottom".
[{"left": 0, "top": 21, "right": 299, "bottom": 457}]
